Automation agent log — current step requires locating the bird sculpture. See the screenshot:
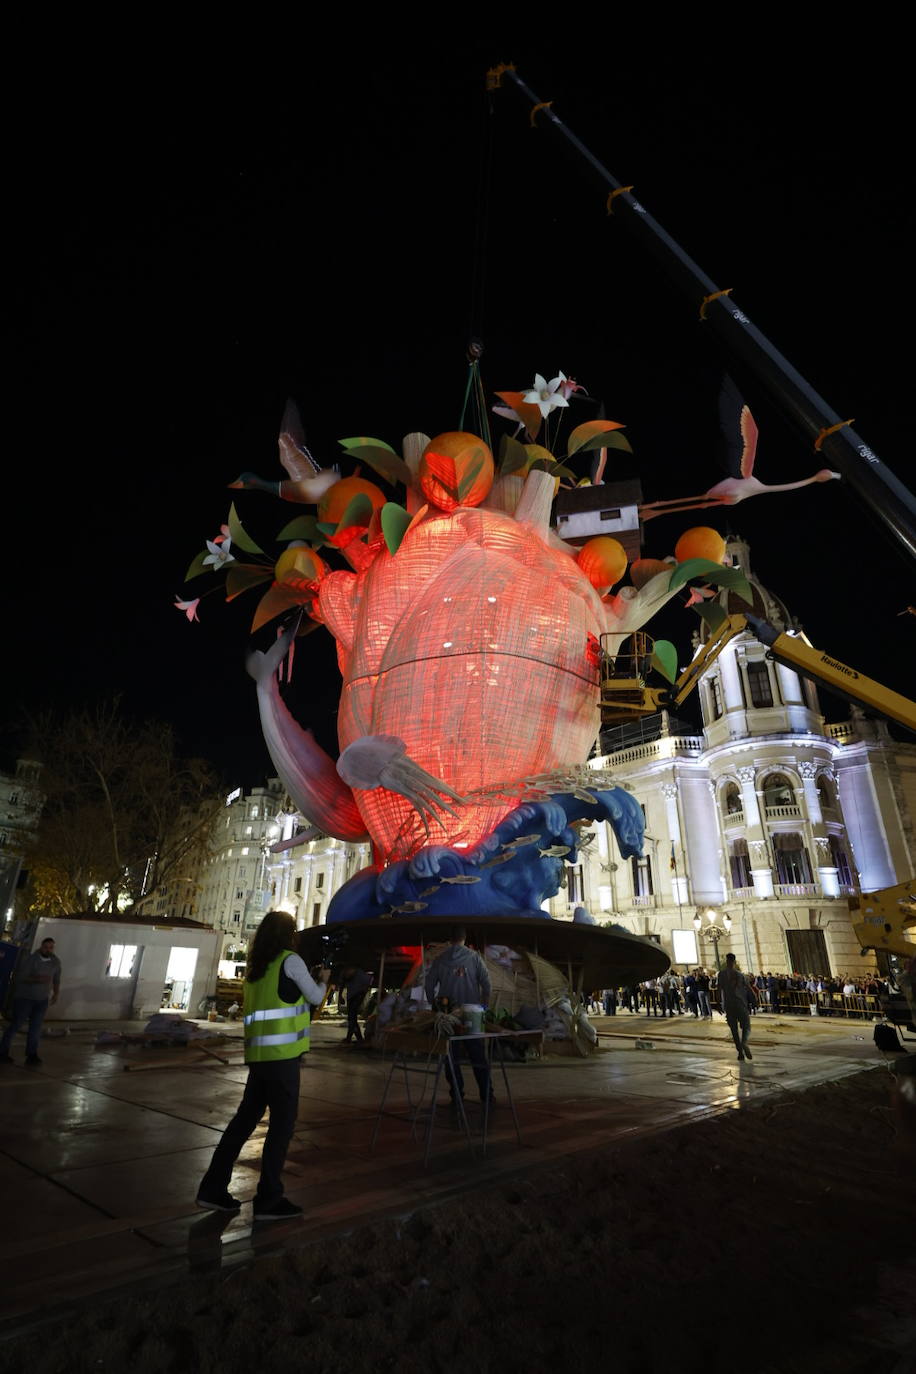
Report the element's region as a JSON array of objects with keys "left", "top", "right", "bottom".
[
  {"left": 640, "top": 378, "right": 840, "bottom": 522},
  {"left": 229, "top": 398, "right": 340, "bottom": 504}
]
